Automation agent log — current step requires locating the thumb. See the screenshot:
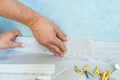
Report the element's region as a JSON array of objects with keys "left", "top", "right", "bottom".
[
  {"left": 10, "top": 42, "right": 24, "bottom": 48},
  {"left": 54, "top": 27, "right": 68, "bottom": 41}
]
